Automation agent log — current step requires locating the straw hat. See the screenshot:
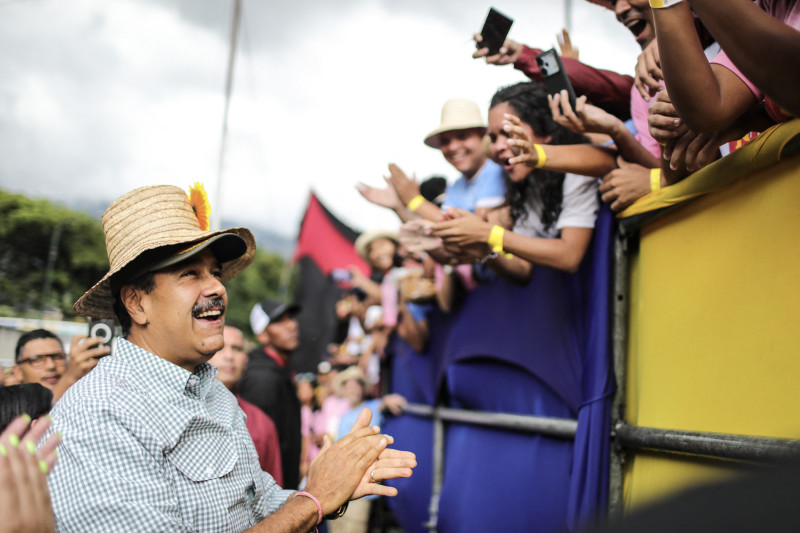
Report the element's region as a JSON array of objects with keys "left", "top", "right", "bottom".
[
  {"left": 74, "top": 185, "right": 256, "bottom": 318},
  {"left": 333, "top": 365, "right": 367, "bottom": 396},
  {"left": 354, "top": 229, "right": 399, "bottom": 260},
  {"left": 423, "top": 98, "right": 487, "bottom": 148}
]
